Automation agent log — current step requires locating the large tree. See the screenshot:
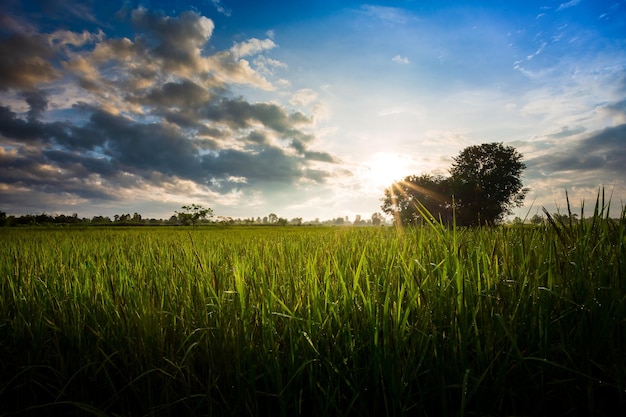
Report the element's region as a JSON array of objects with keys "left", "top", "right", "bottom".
[
  {"left": 449, "top": 142, "right": 528, "bottom": 226},
  {"left": 381, "top": 143, "right": 528, "bottom": 226}
]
